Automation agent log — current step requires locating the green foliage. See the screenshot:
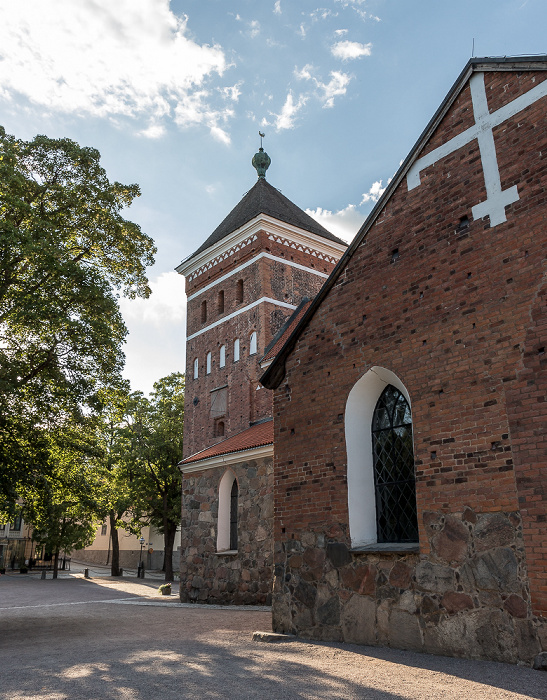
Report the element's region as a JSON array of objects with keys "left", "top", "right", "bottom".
[
  {"left": 0, "top": 126, "right": 156, "bottom": 514},
  {"left": 22, "top": 418, "right": 104, "bottom": 558}
]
